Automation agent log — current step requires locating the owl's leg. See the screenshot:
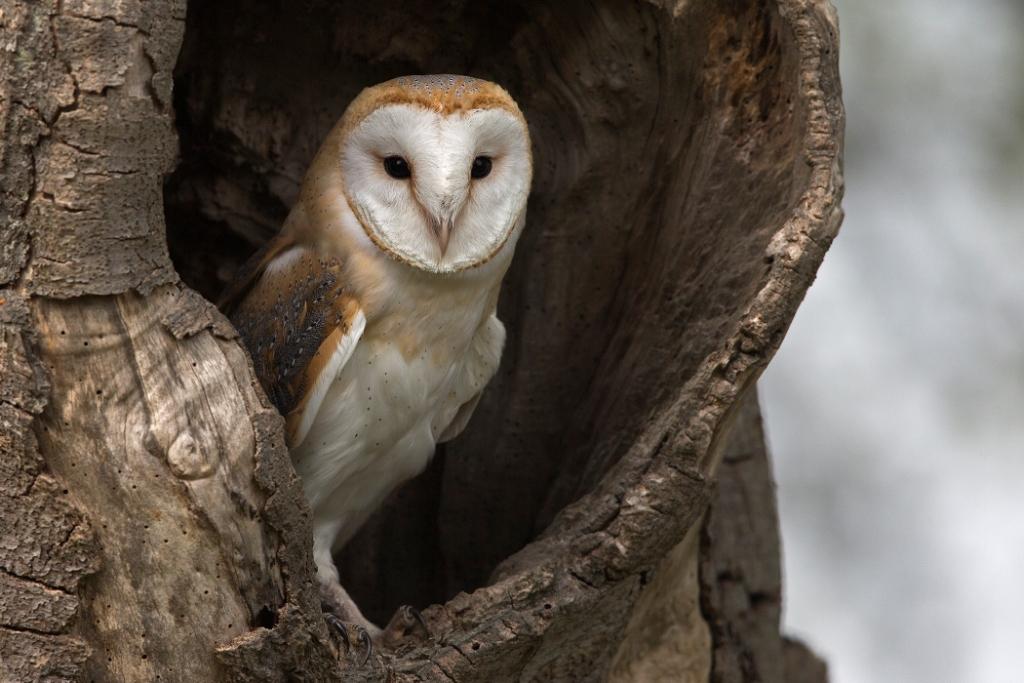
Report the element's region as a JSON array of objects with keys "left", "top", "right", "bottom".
[
  {"left": 316, "top": 564, "right": 379, "bottom": 635},
  {"left": 318, "top": 560, "right": 429, "bottom": 655},
  {"left": 313, "top": 525, "right": 379, "bottom": 664},
  {"left": 314, "top": 520, "right": 430, "bottom": 653},
  {"left": 322, "top": 609, "right": 374, "bottom": 664}
]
